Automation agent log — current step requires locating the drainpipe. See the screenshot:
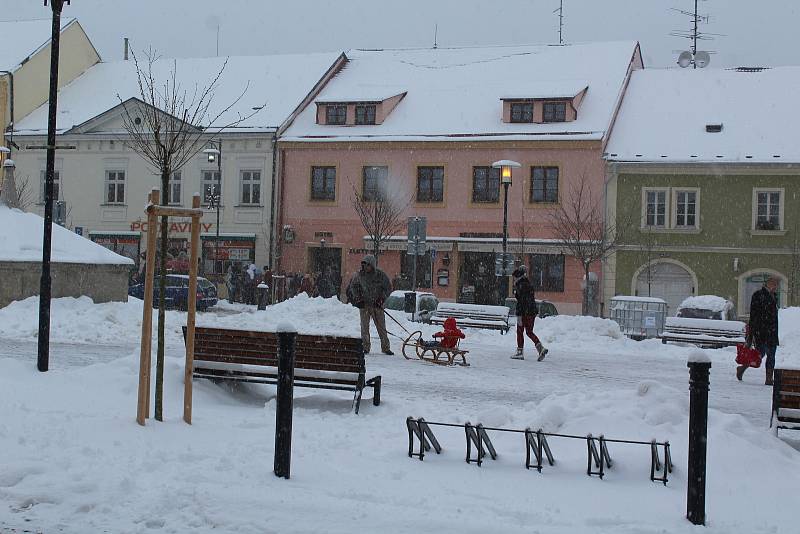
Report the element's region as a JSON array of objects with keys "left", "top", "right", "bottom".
[
  {"left": 268, "top": 132, "right": 278, "bottom": 267},
  {"left": 0, "top": 70, "right": 15, "bottom": 150}
]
